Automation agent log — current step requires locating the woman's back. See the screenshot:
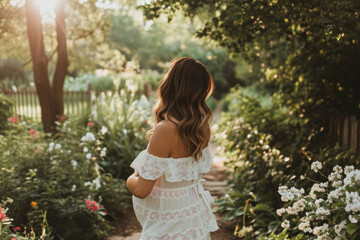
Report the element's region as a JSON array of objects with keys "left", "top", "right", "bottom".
[{"left": 126, "top": 57, "right": 218, "bottom": 239}]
